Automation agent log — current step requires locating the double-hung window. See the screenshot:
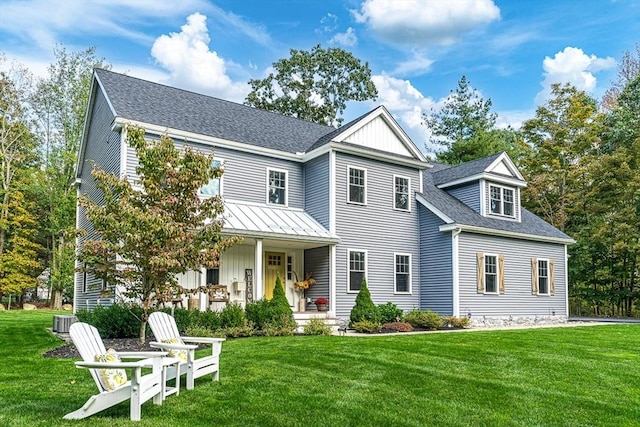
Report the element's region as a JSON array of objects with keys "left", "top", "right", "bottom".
[
  {"left": 267, "top": 169, "right": 287, "bottom": 205},
  {"left": 348, "top": 250, "right": 366, "bottom": 292},
  {"left": 348, "top": 167, "right": 366, "bottom": 204},
  {"left": 484, "top": 255, "right": 498, "bottom": 294},
  {"left": 538, "top": 260, "right": 549, "bottom": 294},
  {"left": 394, "top": 254, "right": 411, "bottom": 293},
  {"left": 476, "top": 252, "right": 505, "bottom": 294},
  {"left": 394, "top": 176, "right": 410, "bottom": 211},
  {"left": 199, "top": 159, "right": 223, "bottom": 197},
  {"left": 489, "top": 185, "right": 515, "bottom": 217}
]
